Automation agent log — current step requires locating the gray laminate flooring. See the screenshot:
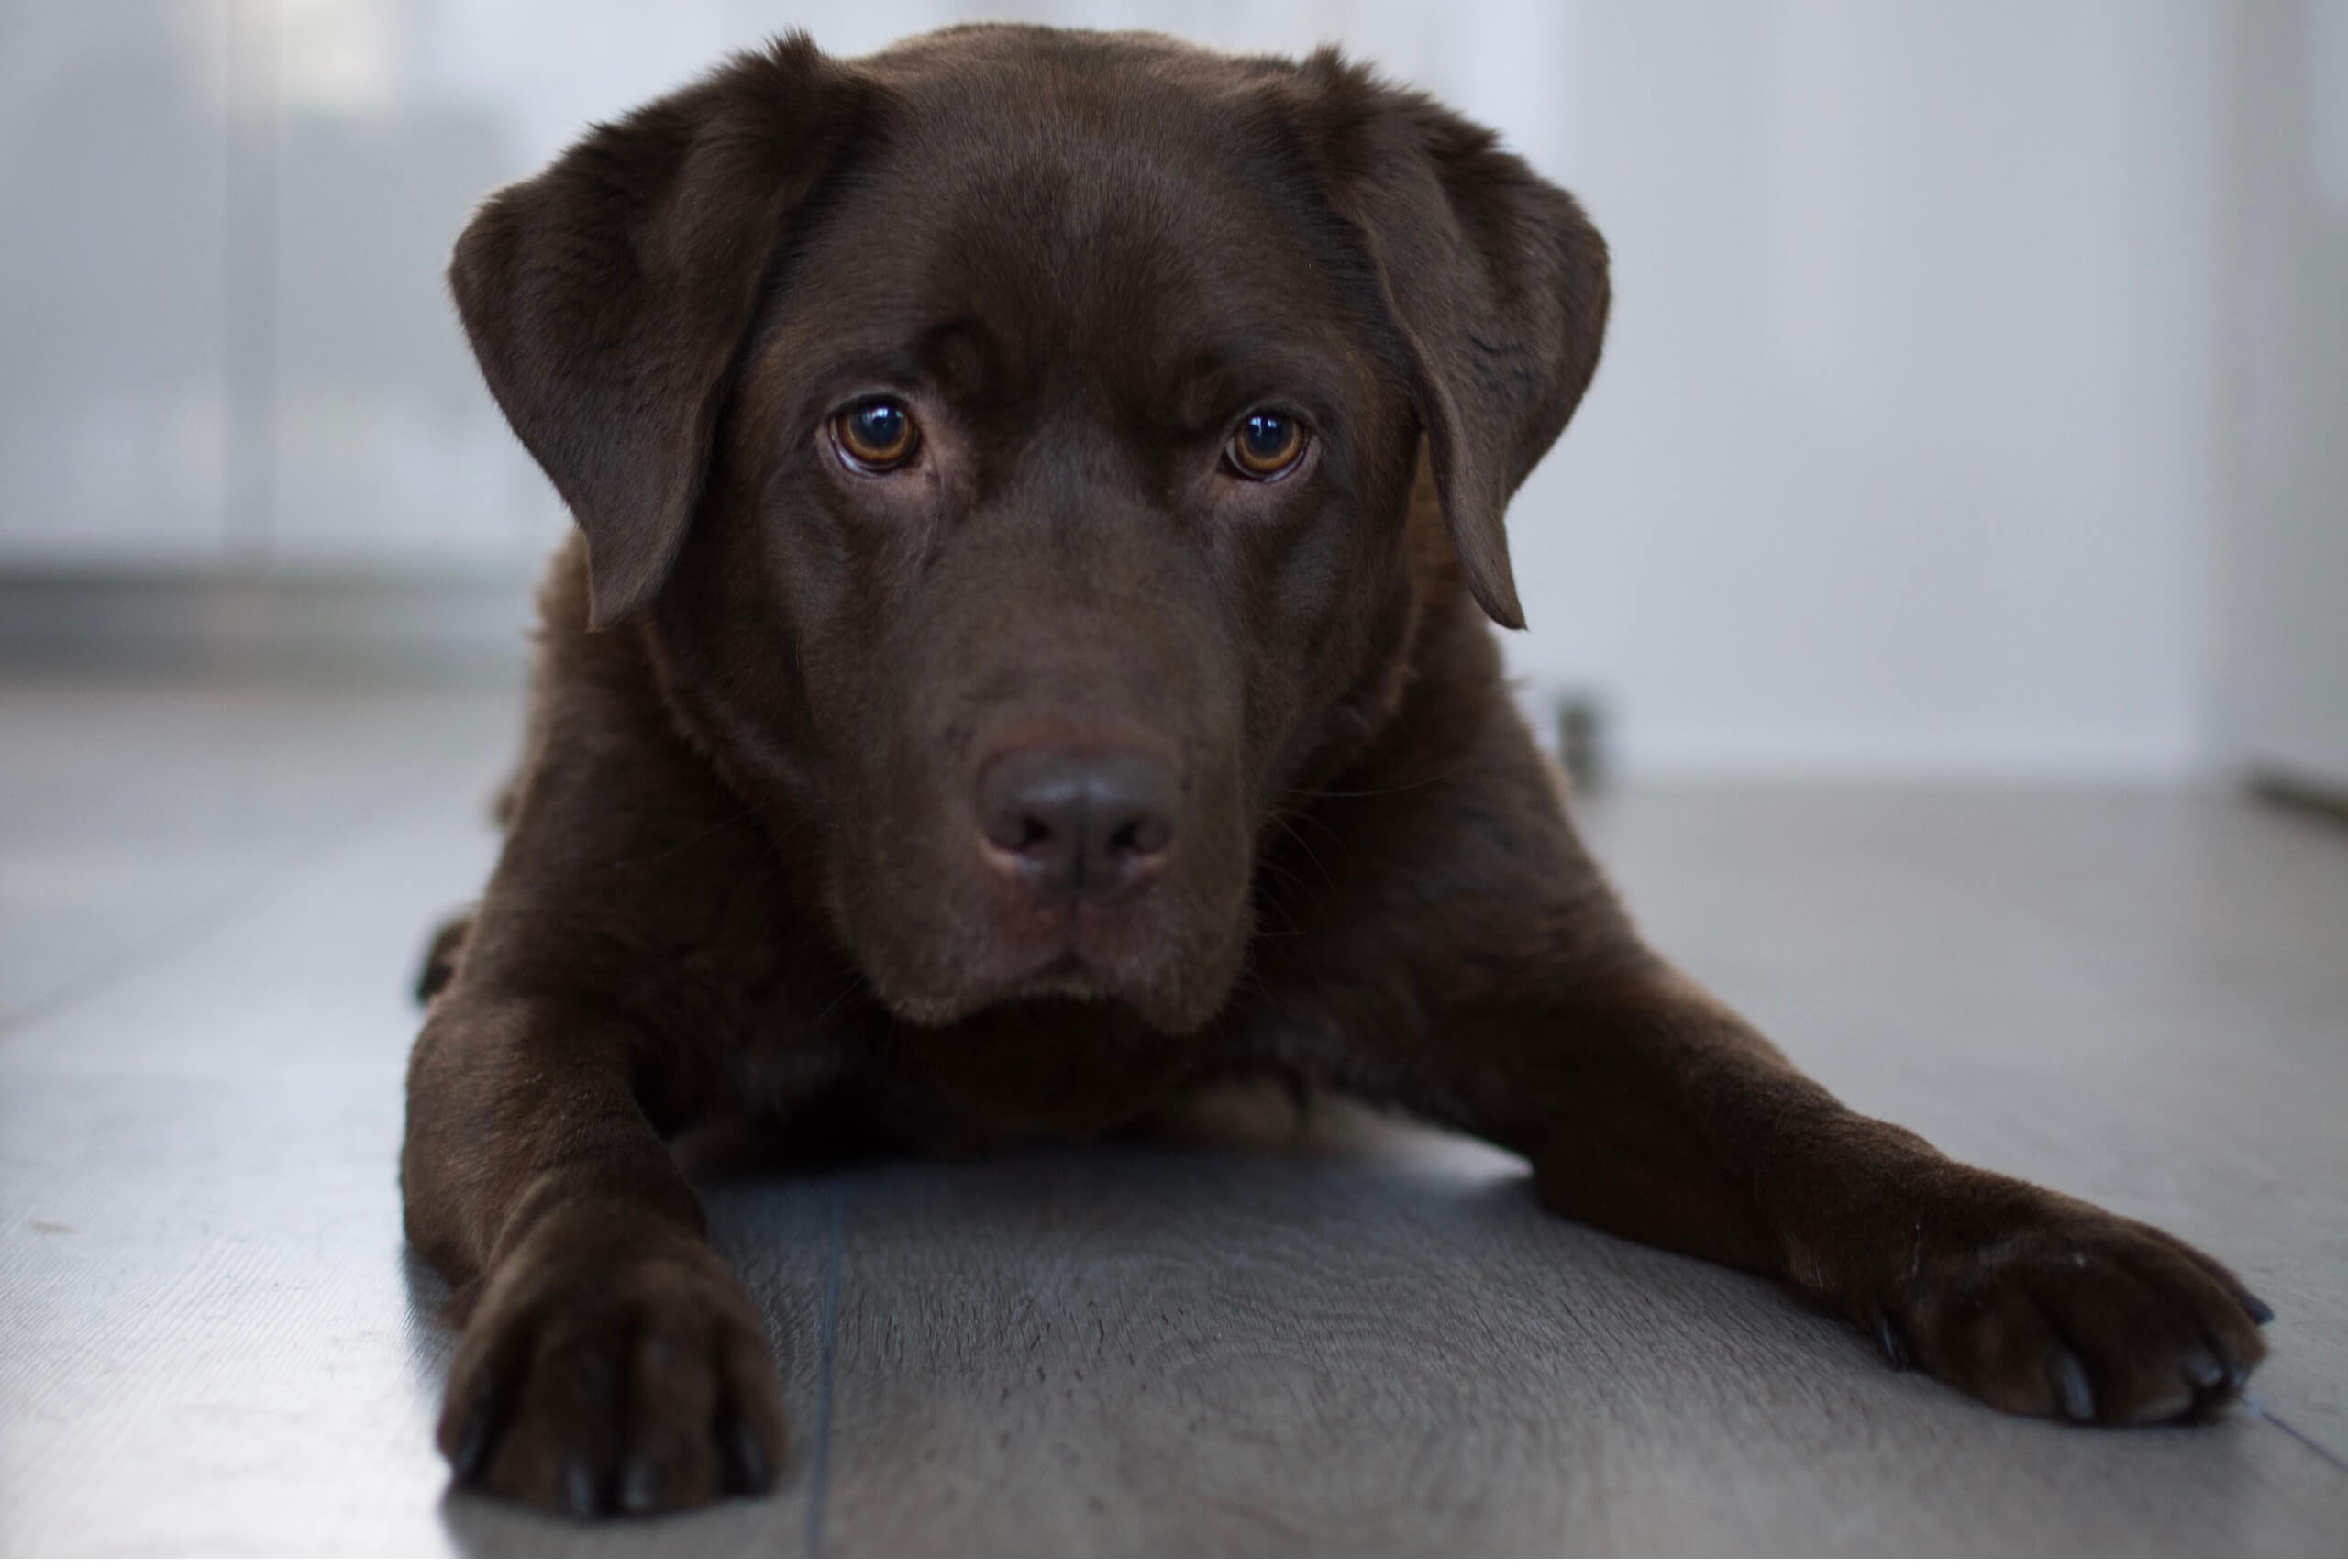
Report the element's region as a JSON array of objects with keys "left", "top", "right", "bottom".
[{"left": 2, "top": 669, "right": 2343, "bottom": 1553}]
